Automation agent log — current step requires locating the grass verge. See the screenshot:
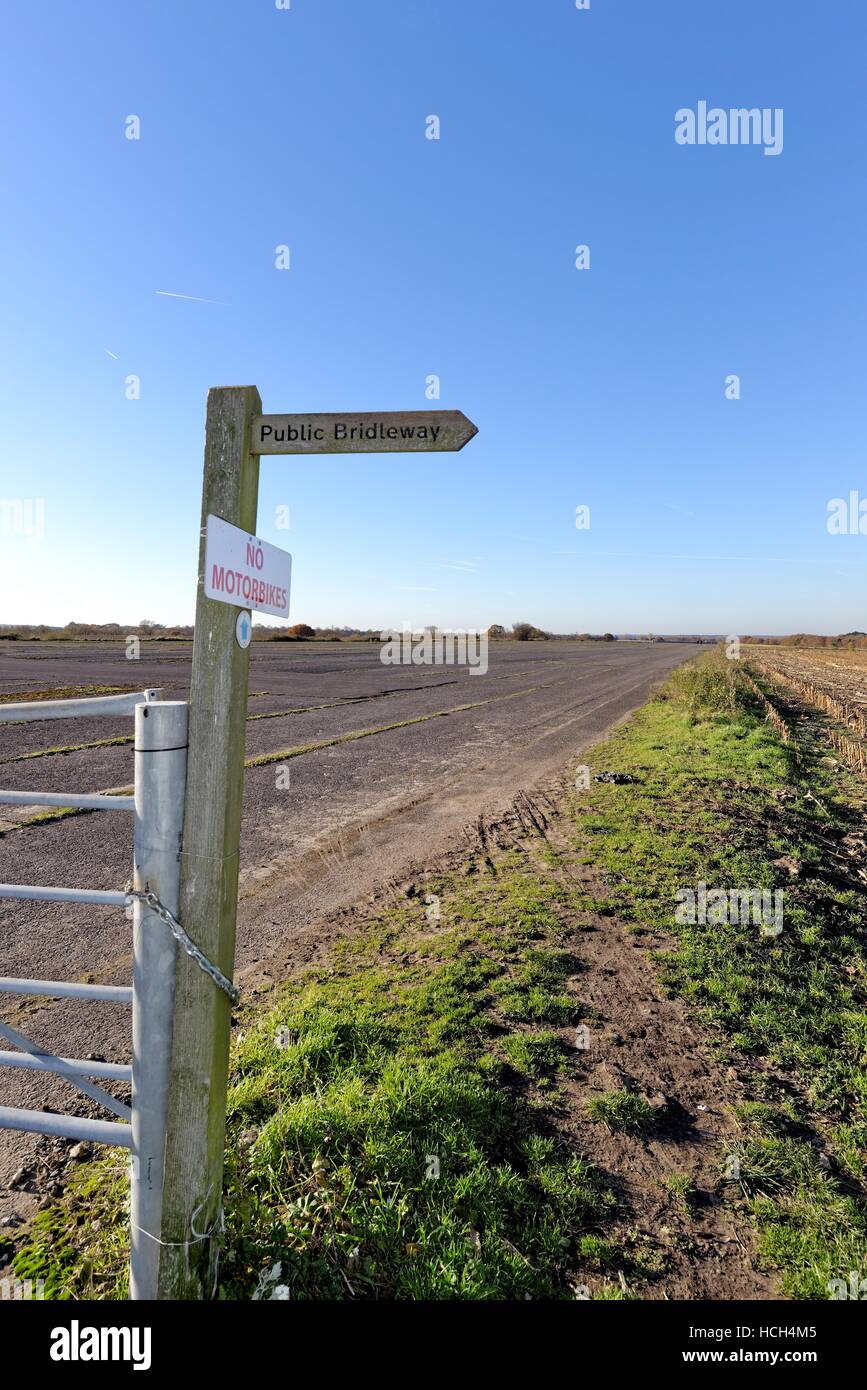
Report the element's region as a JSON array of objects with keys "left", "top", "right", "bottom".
[{"left": 566, "top": 650, "right": 867, "bottom": 1298}]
